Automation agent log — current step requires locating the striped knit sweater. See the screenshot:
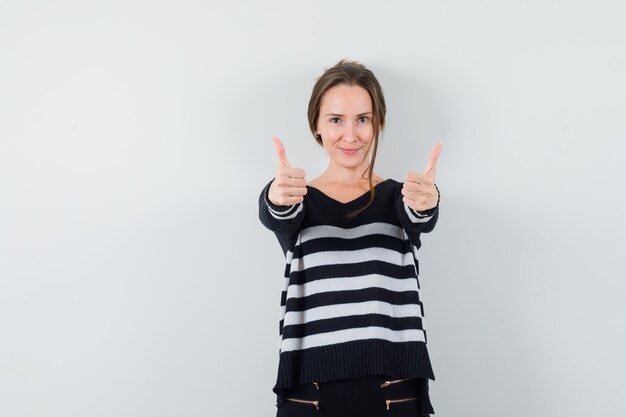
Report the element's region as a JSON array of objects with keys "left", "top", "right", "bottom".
[{"left": 258, "top": 177, "right": 440, "bottom": 404}]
